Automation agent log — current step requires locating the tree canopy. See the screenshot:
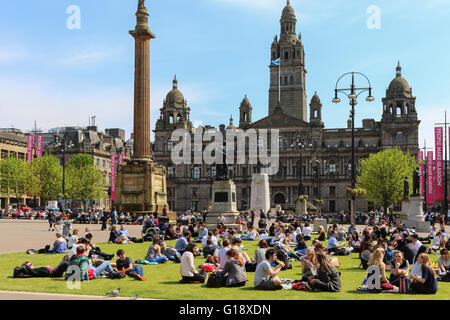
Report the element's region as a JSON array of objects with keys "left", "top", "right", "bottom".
[
  {"left": 0, "top": 156, "right": 29, "bottom": 201},
  {"left": 65, "top": 154, "right": 106, "bottom": 207},
  {"left": 356, "top": 147, "right": 417, "bottom": 213}
]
